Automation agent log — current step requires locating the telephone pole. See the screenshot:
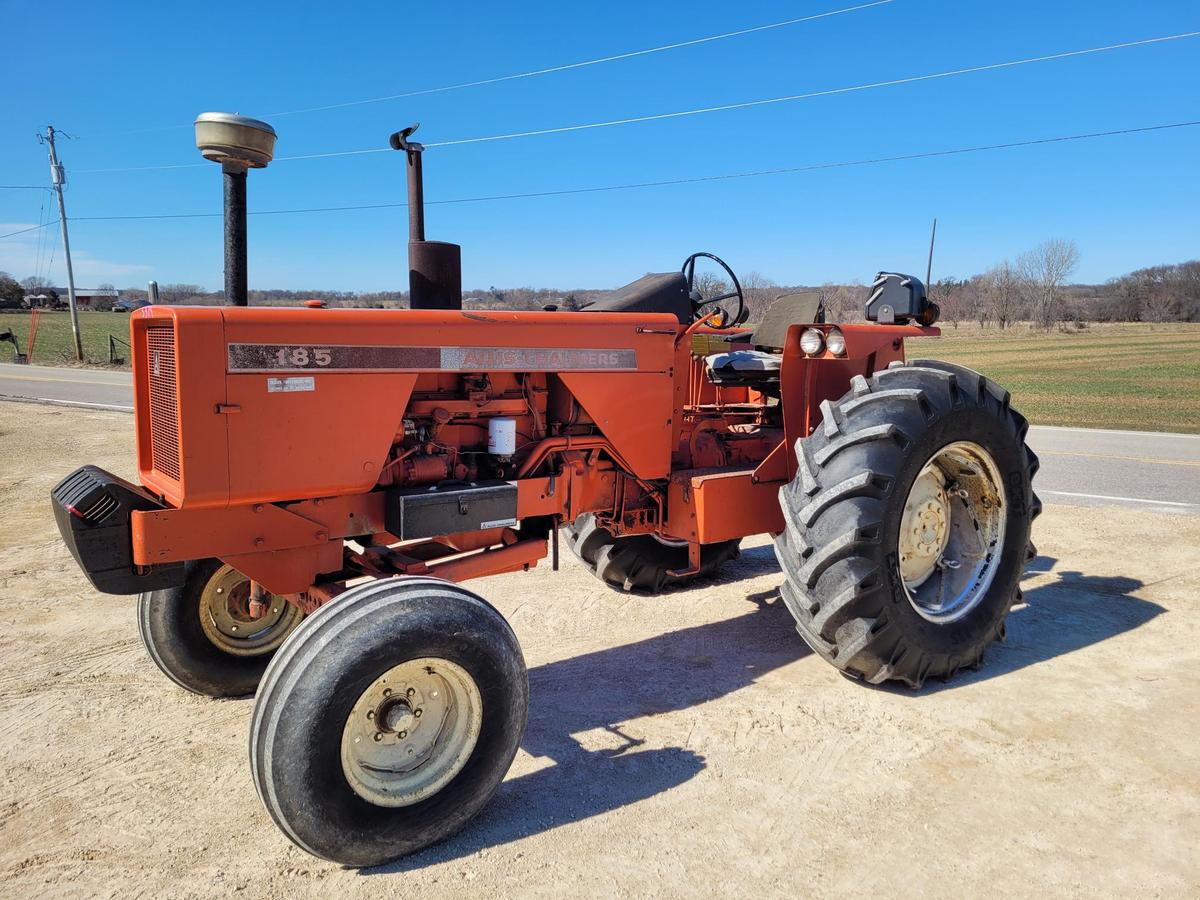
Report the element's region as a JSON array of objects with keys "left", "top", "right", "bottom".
[{"left": 41, "top": 126, "right": 83, "bottom": 361}]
